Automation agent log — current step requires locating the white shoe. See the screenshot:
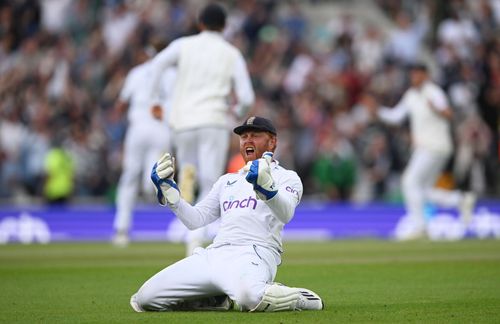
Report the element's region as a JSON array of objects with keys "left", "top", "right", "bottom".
[
  {"left": 394, "top": 216, "right": 426, "bottom": 241},
  {"left": 295, "top": 287, "right": 324, "bottom": 310},
  {"left": 460, "top": 192, "right": 477, "bottom": 225},
  {"left": 112, "top": 232, "right": 129, "bottom": 247},
  {"left": 397, "top": 226, "right": 426, "bottom": 241}
]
